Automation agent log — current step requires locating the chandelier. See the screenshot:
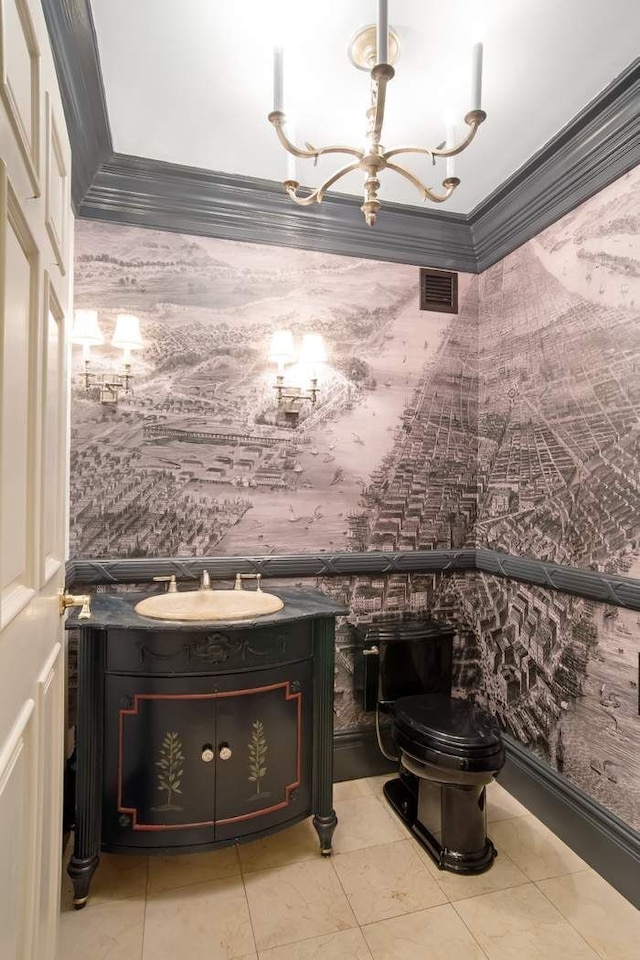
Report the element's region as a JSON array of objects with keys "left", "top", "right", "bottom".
[{"left": 268, "top": 0, "right": 485, "bottom": 227}]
